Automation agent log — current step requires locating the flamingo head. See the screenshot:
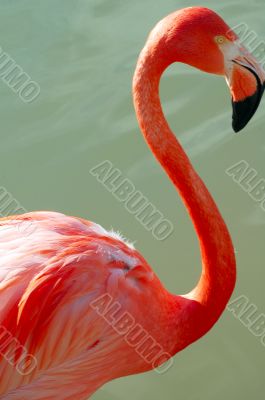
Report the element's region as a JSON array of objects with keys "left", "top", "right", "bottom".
[{"left": 149, "top": 7, "right": 265, "bottom": 132}]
